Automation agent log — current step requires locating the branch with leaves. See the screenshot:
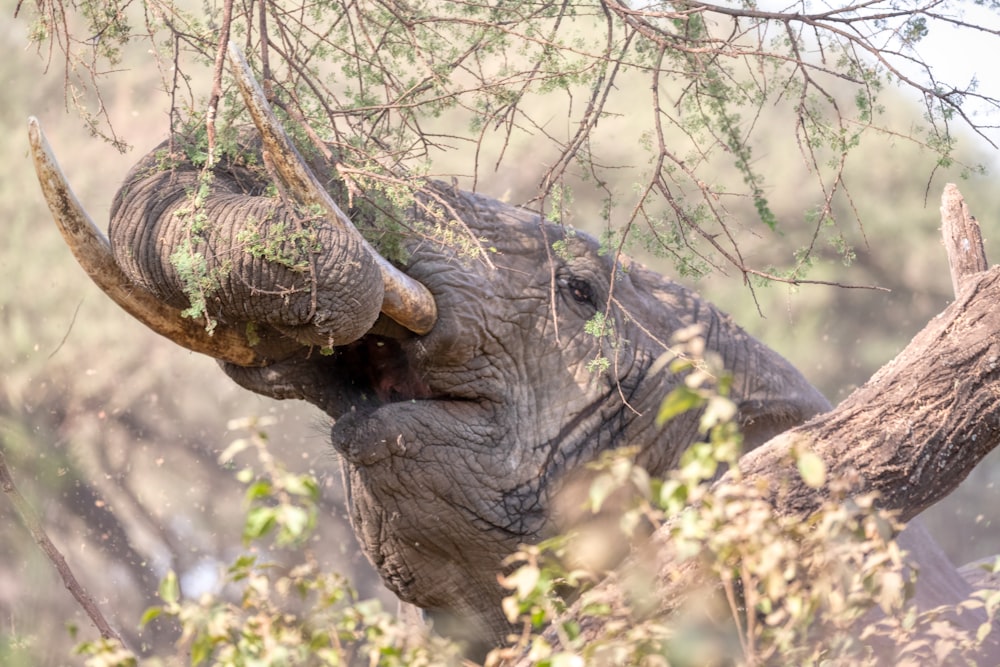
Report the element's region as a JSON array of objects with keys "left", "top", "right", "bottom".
[{"left": 18, "top": 0, "right": 1000, "bottom": 289}]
